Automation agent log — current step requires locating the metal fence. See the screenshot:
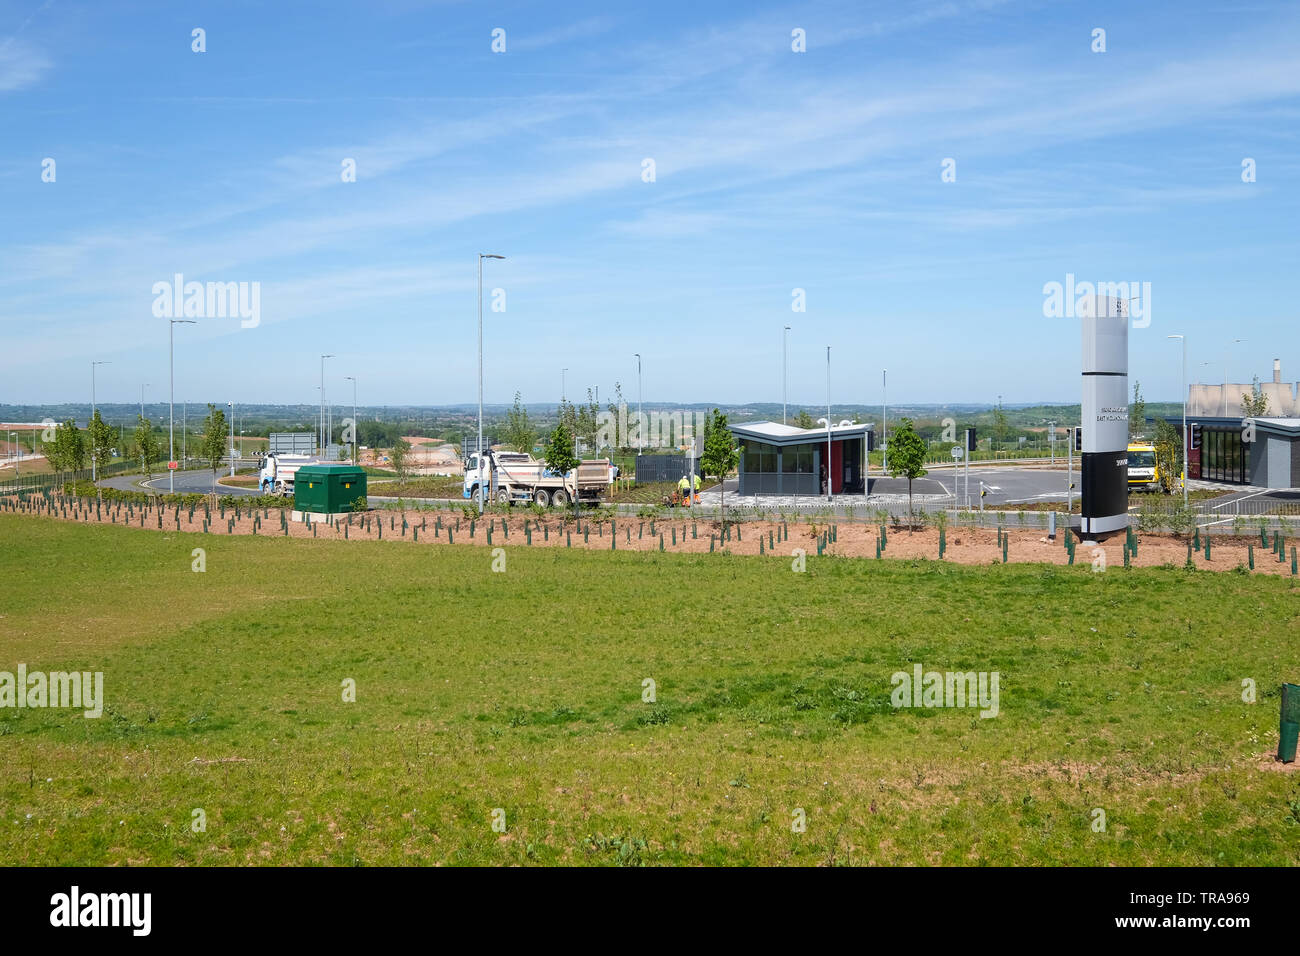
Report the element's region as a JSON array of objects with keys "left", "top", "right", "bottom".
[
  {"left": 0, "top": 460, "right": 137, "bottom": 496},
  {"left": 635, "top": 455, "right": 701, "bottom": 483}
]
